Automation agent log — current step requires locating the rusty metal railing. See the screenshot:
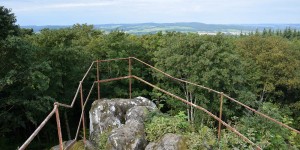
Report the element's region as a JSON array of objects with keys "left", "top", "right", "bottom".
[
  {"left": 18, "top": 60, "right": 96, "bottom": 150},
  {"left": 19, "top": 57, "right": 300, "bottom": 150},
  {"left": 132, "top": 75, "right": 261, "bottom": 149},
  {"left": 130, "top": 57, "right": 300, "bottom": 133},
  {"left": 18, "top": 58, "right": 131, "bottom": 150}
]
